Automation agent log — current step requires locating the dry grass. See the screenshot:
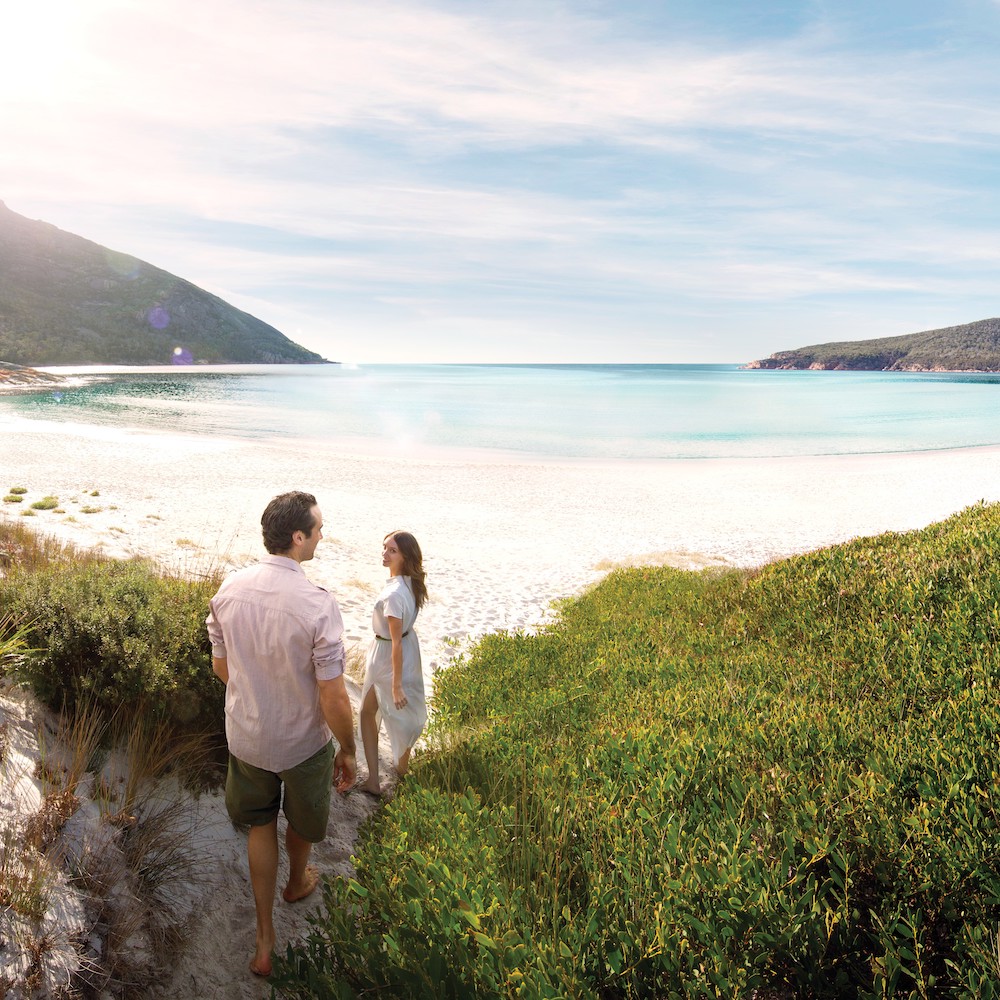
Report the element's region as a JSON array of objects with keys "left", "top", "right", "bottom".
[
  {"left": 75, "top": 712, "right": 214, "bottom": 989},
  {"left": 1, "top": 696, "right": 216, "bottom": 997},
  {"left": 0, "top": 519, "right": 99, "bottom": 576},
  {"left": 22, "top": 789, "right": 80, "bottom": 855},
  {"left": 344, "top": 640, "right": 368, "bottom": 684},
  {"left": 0, "top": 826, "right": 56, "bottom": 921}
]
